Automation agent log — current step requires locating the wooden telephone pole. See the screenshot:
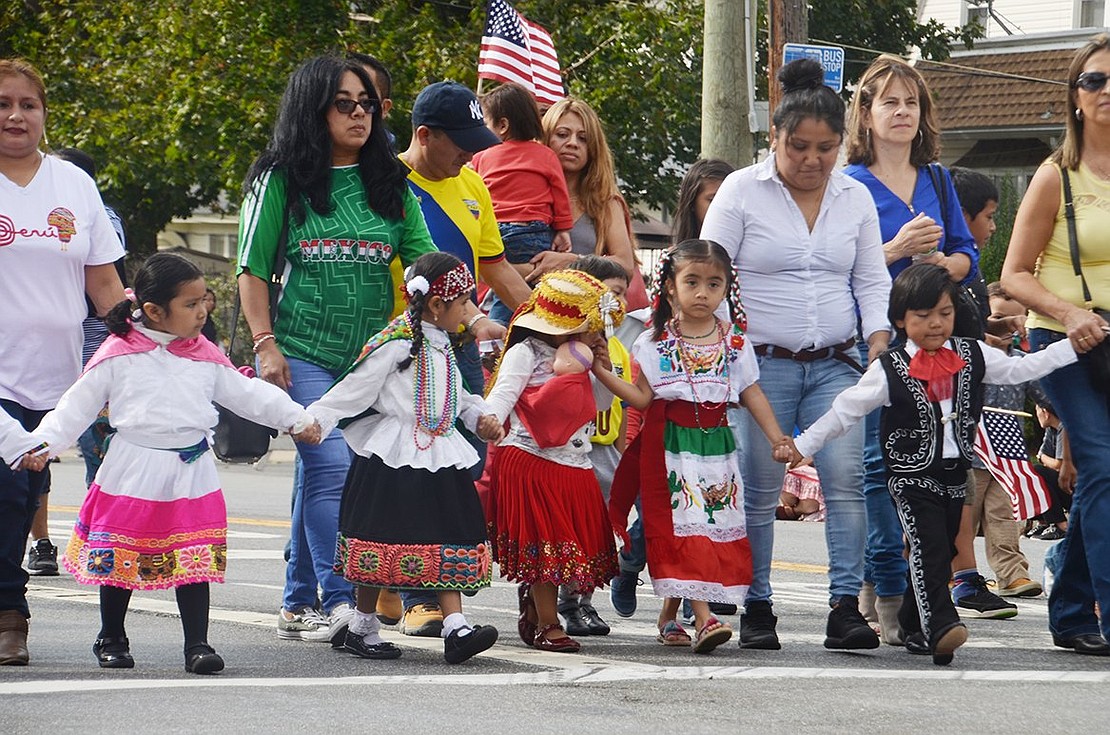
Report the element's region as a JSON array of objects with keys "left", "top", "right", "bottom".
[
  {"left": 768, "top": 0, "right": 809, "bottom": 116},
  {"left": 701, "top": 0, "right": 751, "bottom": 167}
]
